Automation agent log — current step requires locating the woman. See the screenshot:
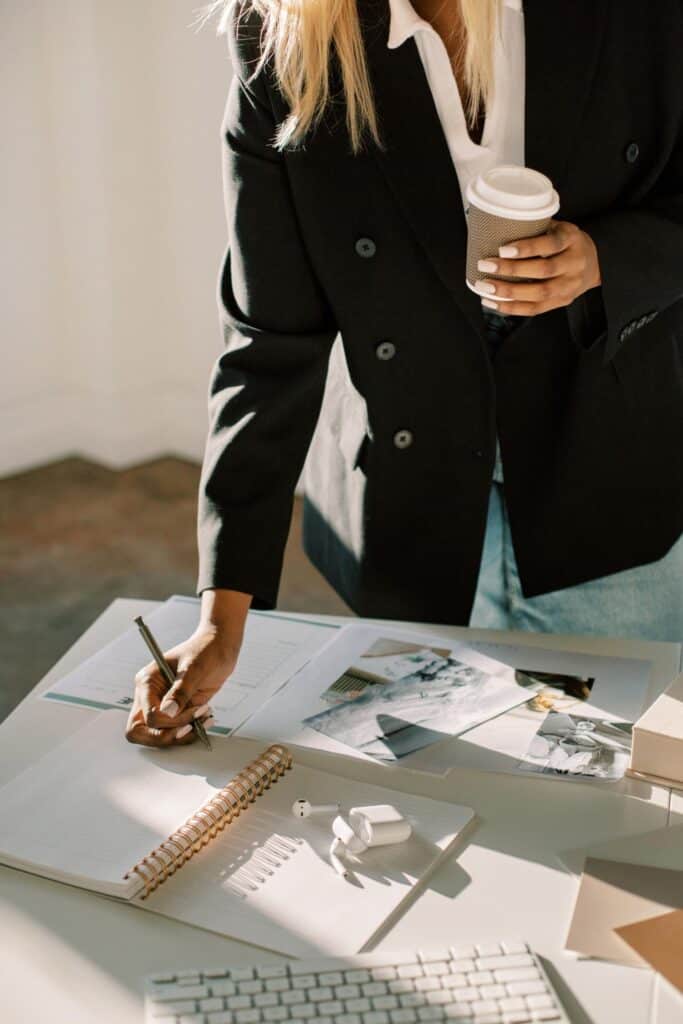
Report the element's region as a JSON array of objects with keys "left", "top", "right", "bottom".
[{"left": 126, "top": 0, "right": 683, "bottom": 747}]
